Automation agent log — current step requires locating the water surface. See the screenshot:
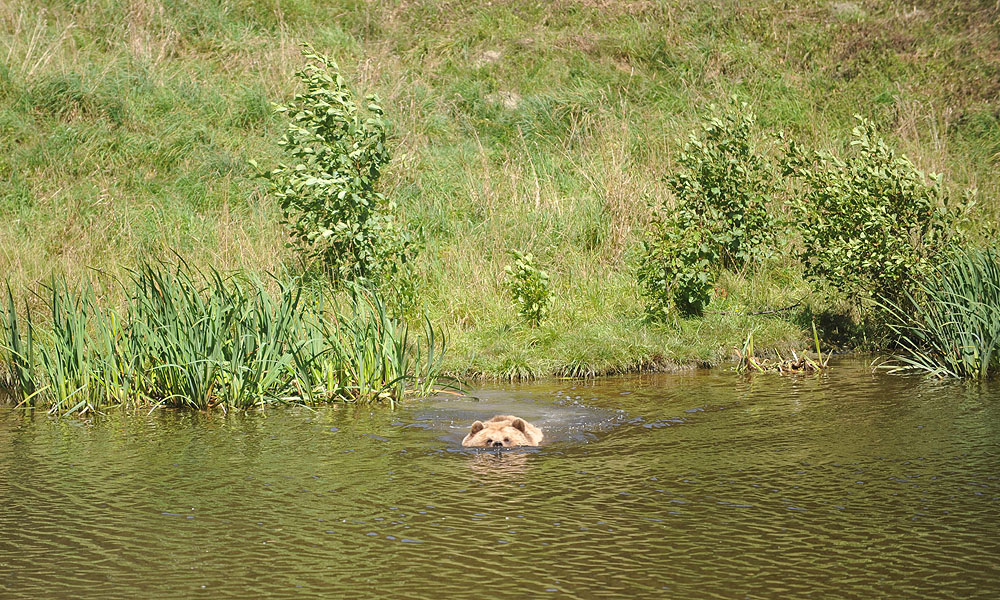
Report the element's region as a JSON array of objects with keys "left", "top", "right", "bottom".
[{"left": 1, "top": 358, "right": 998, "bottom": 598}]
